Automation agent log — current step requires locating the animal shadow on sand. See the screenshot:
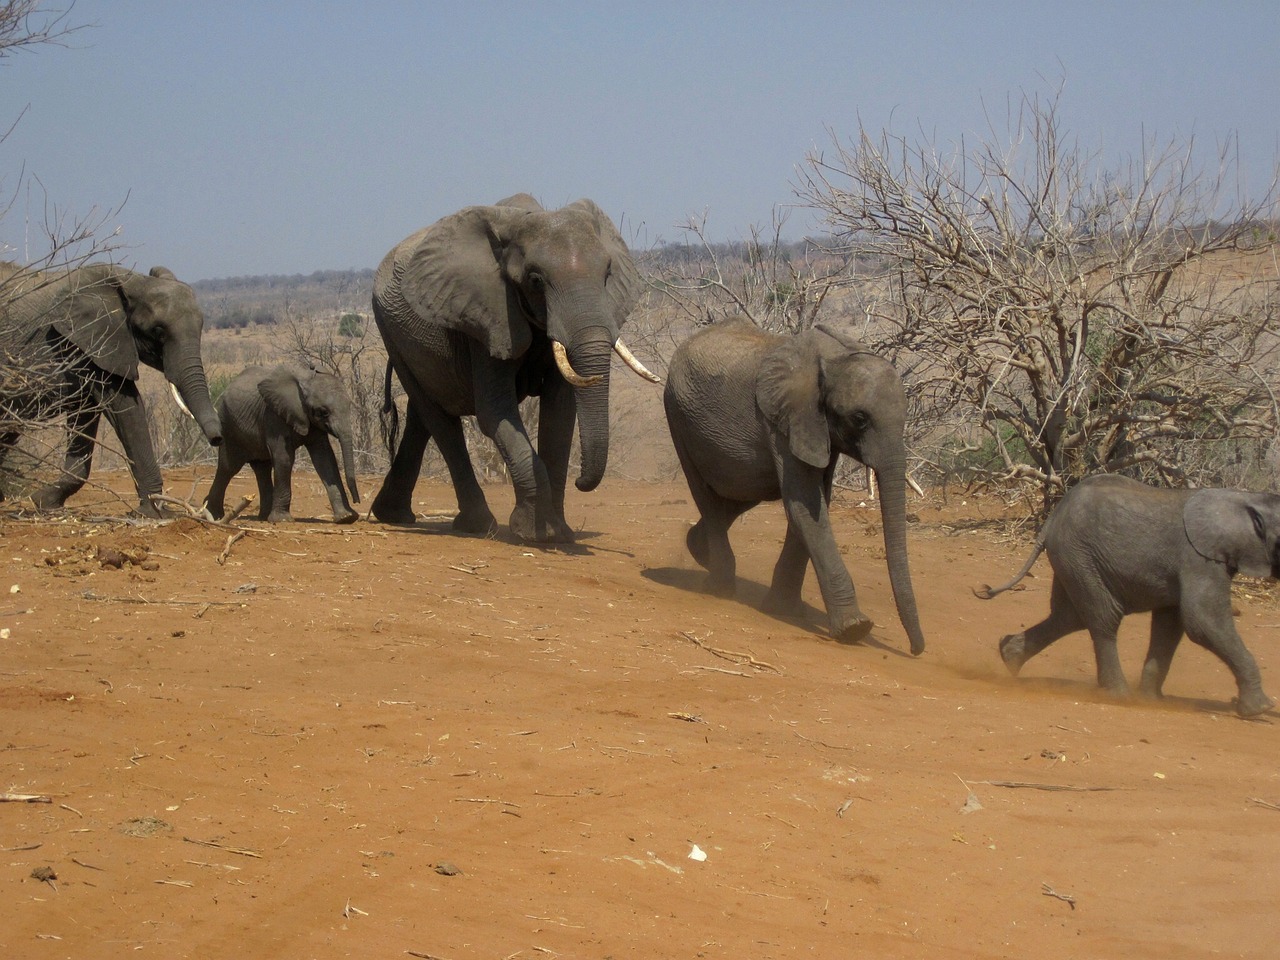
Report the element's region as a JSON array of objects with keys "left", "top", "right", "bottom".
[
  {"left": 642, "top": 564, "right": 912, "bottom": 658},
  {"left": 1001, "top": 673, "right": 1273, "bottom": 720},
  {"left": 365, "top": 513, "right": 607, "bottom": 556}
]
